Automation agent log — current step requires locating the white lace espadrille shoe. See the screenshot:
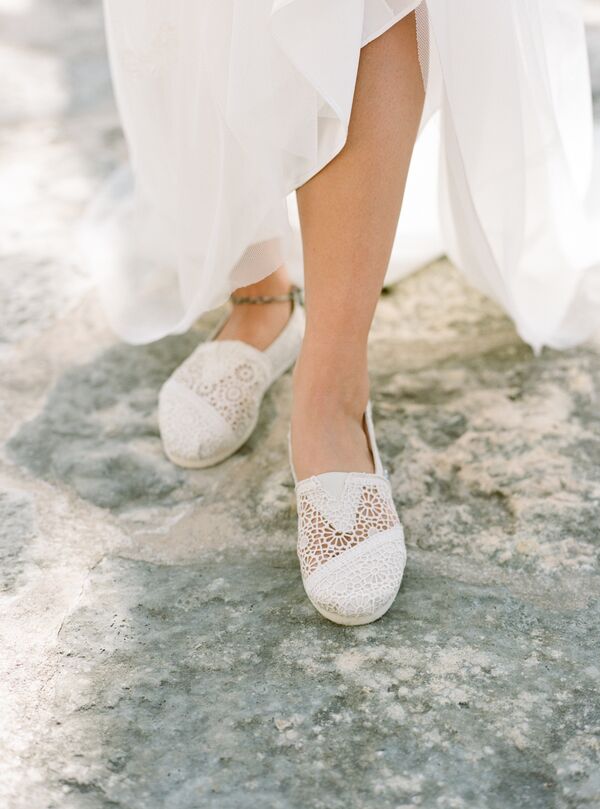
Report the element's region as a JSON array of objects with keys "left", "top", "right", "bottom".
[
  {"left": 290, "top": 402, "right": 406, "bottom": 625},
  {"left": 159, "top": 286, "right": 304, "bottom": 468}
]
